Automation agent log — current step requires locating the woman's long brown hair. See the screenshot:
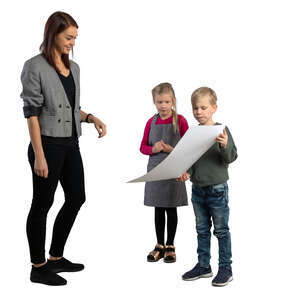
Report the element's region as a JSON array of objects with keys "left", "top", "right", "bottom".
[{"left": 40, "top": 11, "right": 78, "bottom": 71}]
